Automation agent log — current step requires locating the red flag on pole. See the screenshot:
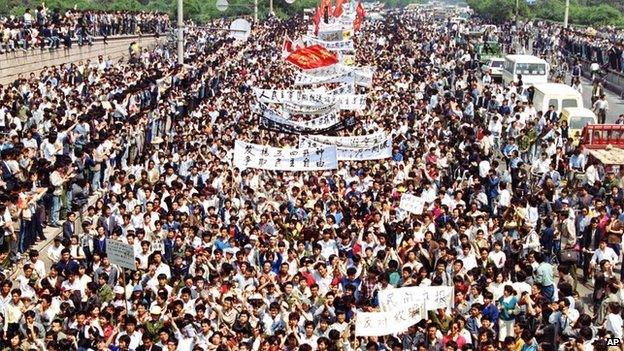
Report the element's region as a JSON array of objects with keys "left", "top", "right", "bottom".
[
  {"left": 353, "top": 2, "right": 365, "bottom": 32},
  {"left": 333, "top": 0, "right": 344, "bottom": 17},
  {"left": 313, "top": 7, "right": 321, "bottom": 35}
]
